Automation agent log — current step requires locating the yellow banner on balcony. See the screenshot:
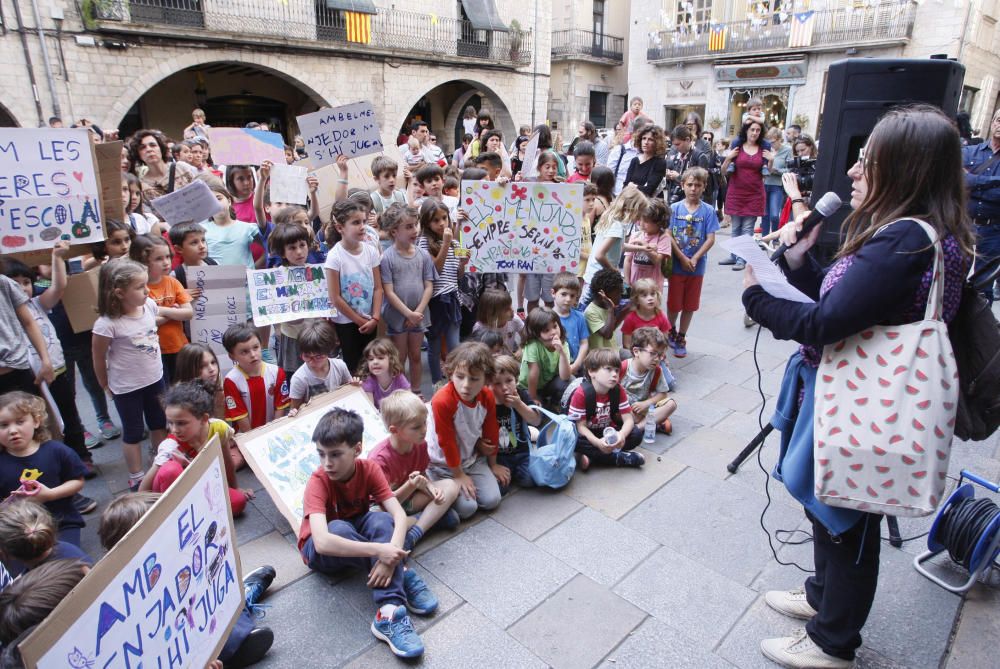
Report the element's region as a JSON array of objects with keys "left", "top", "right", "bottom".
[
  {"left": 346, "top": 11, "right": 371, "bottom": 44},
  {"left": 708, "top": 24, "right": 727, "bottom": 51},
  {"left": 788, "top": 11, "right": 815, "bottom": 48}
]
